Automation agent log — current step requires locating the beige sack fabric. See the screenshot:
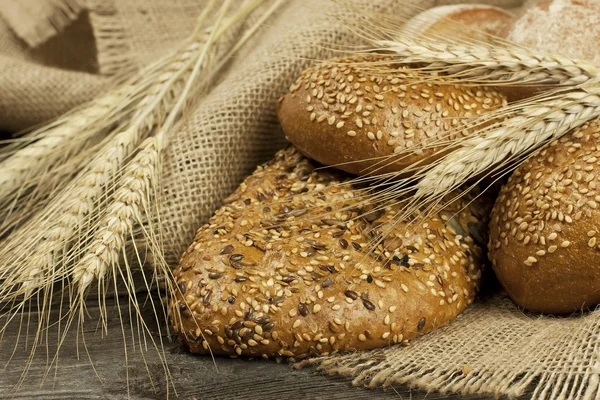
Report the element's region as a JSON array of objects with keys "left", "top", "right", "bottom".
[
  {"left": 0, "top": 0, "right": 84, "bottom": 47},
  {"left": 4, "top": 0, "right": 600, "bottom": 399}
]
